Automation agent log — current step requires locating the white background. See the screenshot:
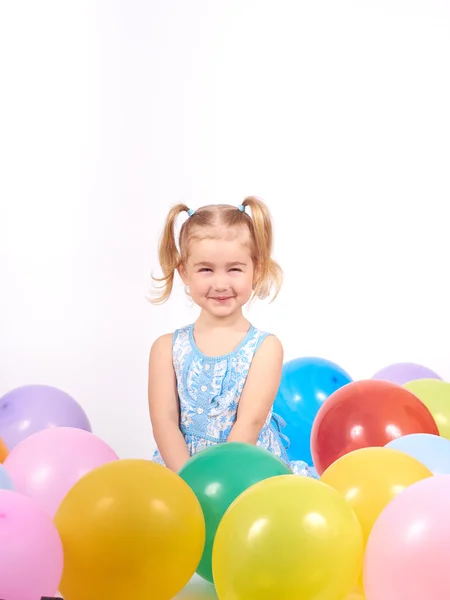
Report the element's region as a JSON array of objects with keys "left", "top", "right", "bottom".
[{"left": 1, "top": 0, "right": 449, "bottom": 459}]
